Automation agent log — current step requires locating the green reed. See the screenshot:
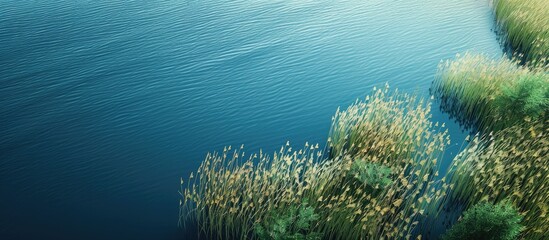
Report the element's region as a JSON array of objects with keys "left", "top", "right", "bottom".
[
  {"left": 180, "top": 85, "right": 451, "bottom": 239},
  {"left": 432, "top": 53, "right": 548, "bottom": 133},
  {"left": 179, "top": 142, "right": 328, "bottom": 239},
  {"left": 438, "top": 120, "right": 548, "bottom": 239},
  {"left": 493, "top": 0, "right": 549, "bottom": 66},
  {"left": 329, "top": 84, "right": 449, "bottom": 172}
]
